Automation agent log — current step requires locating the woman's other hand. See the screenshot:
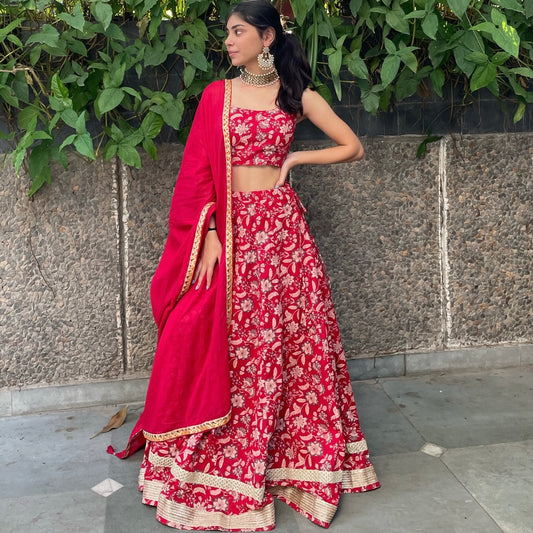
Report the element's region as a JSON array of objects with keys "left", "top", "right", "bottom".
[{"left": 193, "top": 230, "right": 222, "bottom": 290}]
